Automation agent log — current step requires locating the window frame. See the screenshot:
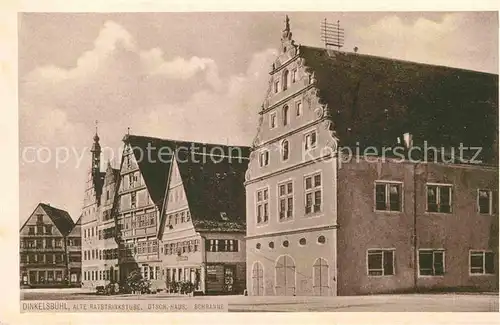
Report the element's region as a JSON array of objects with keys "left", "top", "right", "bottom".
[
  {"left": 259, "top": 150, "right": 270, "bottom": 168},
  {"left": 366, "top": 248, "right": 396, "bottom": 277},
  {"left": 255, "top": 186, "right": 270, "bottom": 225},
  {"left": 469, "top": 250, "right": 495, "bottom": 276},
  {"left": 426, "top": 183, "right": 453, "bottom": 214},
  {"left": 418, "top": 249, "right": 446, "bottom": 277},
  {"left": 281, "top": 139, "right": 290, "bottom": 162},
  {"left": 282, "top": 105, "right": 289, "bottom": 126},
  {"left": 295, "top": 100, "right": 302, "bottom": 117},
  {"left": 374, "top": 180, "right": 403, "bottom": 213},
  {"left": 277, "top": 179, "right": 294, "bottom": 222},
  {"left": 477, "top": 189, "right": 497, "bottom": 215}
]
